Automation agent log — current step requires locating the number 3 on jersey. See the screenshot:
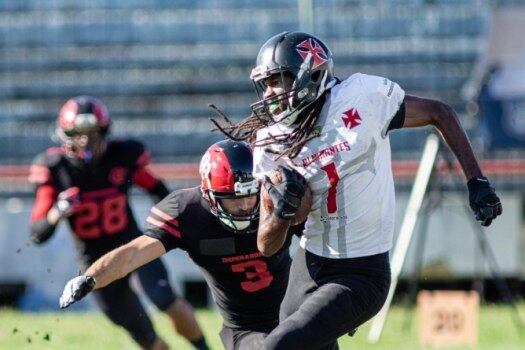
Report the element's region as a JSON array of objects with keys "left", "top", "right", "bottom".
[
  {"left": 321, "top": 162, "right": 340, "bottom": 214},
  {"left": 231, "top": 260, "right": 274, "bottom": 293}
]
